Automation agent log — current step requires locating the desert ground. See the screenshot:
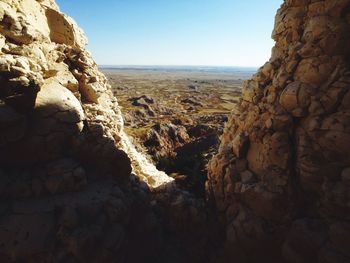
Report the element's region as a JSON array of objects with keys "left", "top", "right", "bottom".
[{"left": 103, "top": 67, "right": 256, "bottom": 195}]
